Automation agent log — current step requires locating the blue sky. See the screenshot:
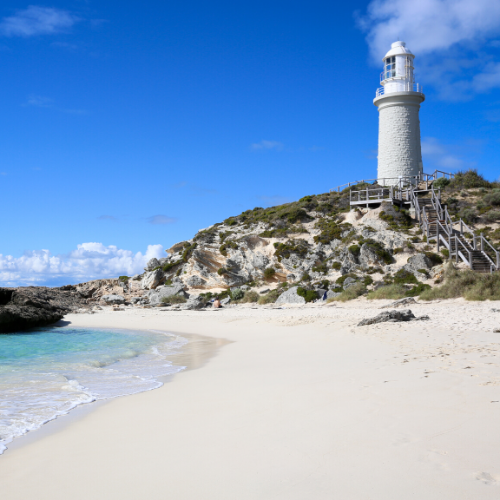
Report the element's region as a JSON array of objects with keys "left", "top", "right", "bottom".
[{"left": 1, "top": 0, "right": 500, "bottom": 286}]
